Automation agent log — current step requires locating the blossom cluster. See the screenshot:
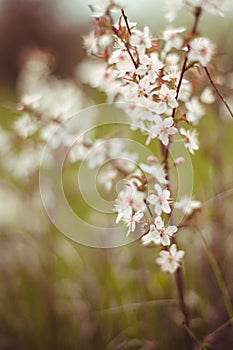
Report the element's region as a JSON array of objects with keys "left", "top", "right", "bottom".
[
  {"left": 6, "top": 0, "right": 226, "bottom": 273},
  {"left": 79, "top": 0, "right": 223, "bottom": 272}
]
